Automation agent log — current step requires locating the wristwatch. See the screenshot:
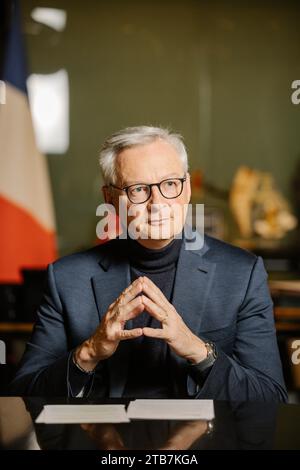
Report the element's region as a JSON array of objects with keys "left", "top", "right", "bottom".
[{"left": 191, "top": 341, "right": 217, "bottom": 372}]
